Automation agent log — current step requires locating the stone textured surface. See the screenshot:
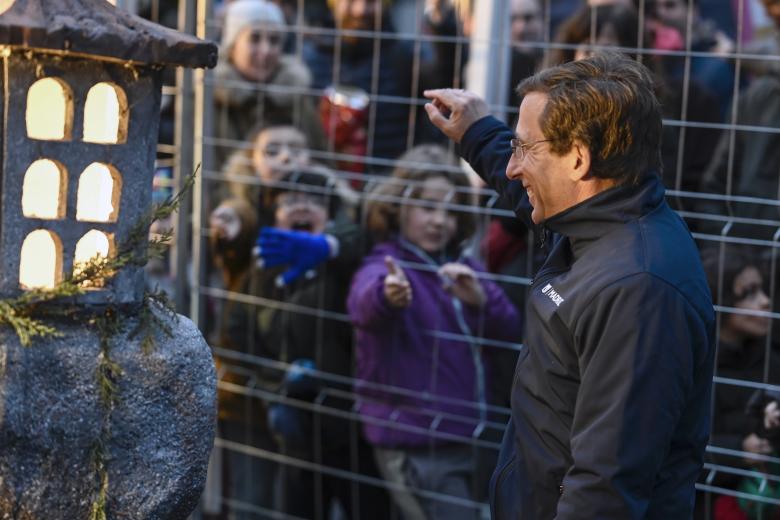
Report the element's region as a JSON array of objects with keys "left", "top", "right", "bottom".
[
  {"left": 0, "top": 0, "right": 217, "bottom": 68},
  {"left": 0, "top": 310, "right": 217, "bottom": 519}
]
